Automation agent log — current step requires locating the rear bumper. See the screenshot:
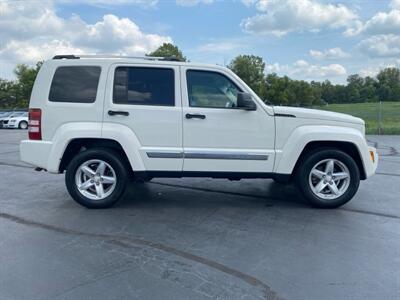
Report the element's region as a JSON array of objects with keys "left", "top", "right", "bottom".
[{"left": 20, "top": 140, "right": 54, "bottom": 171}]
